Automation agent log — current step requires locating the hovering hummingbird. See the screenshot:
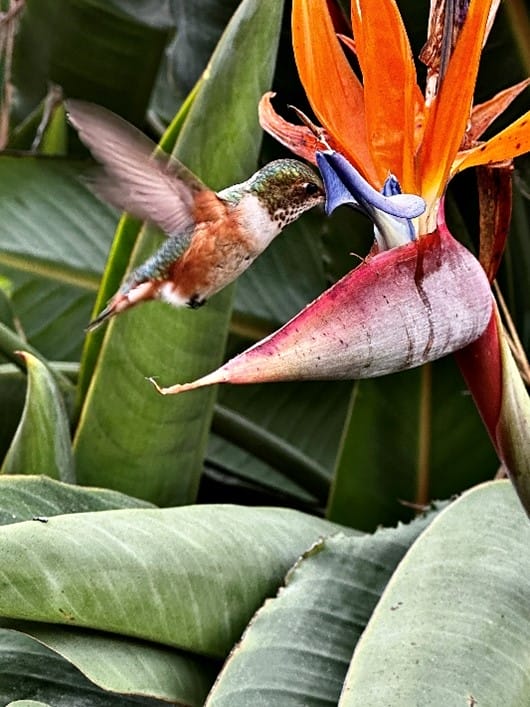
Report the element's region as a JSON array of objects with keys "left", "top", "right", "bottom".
[{"left": 66, "top": 101, "right": 325, "bottom": 330}]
